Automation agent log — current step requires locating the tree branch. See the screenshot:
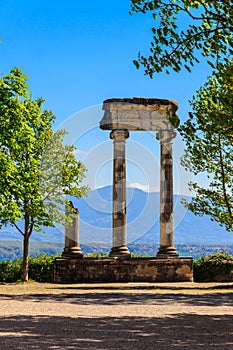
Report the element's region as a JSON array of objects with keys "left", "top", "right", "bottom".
[
  {"left": 165, "top": 25, "right": 231, "bottom": 61},
  {"left": 218, "top": 134, "right": 232, "bottom": 218},
  {"left": 13, "top": 222, "right": 24, "bottom": 236}
]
